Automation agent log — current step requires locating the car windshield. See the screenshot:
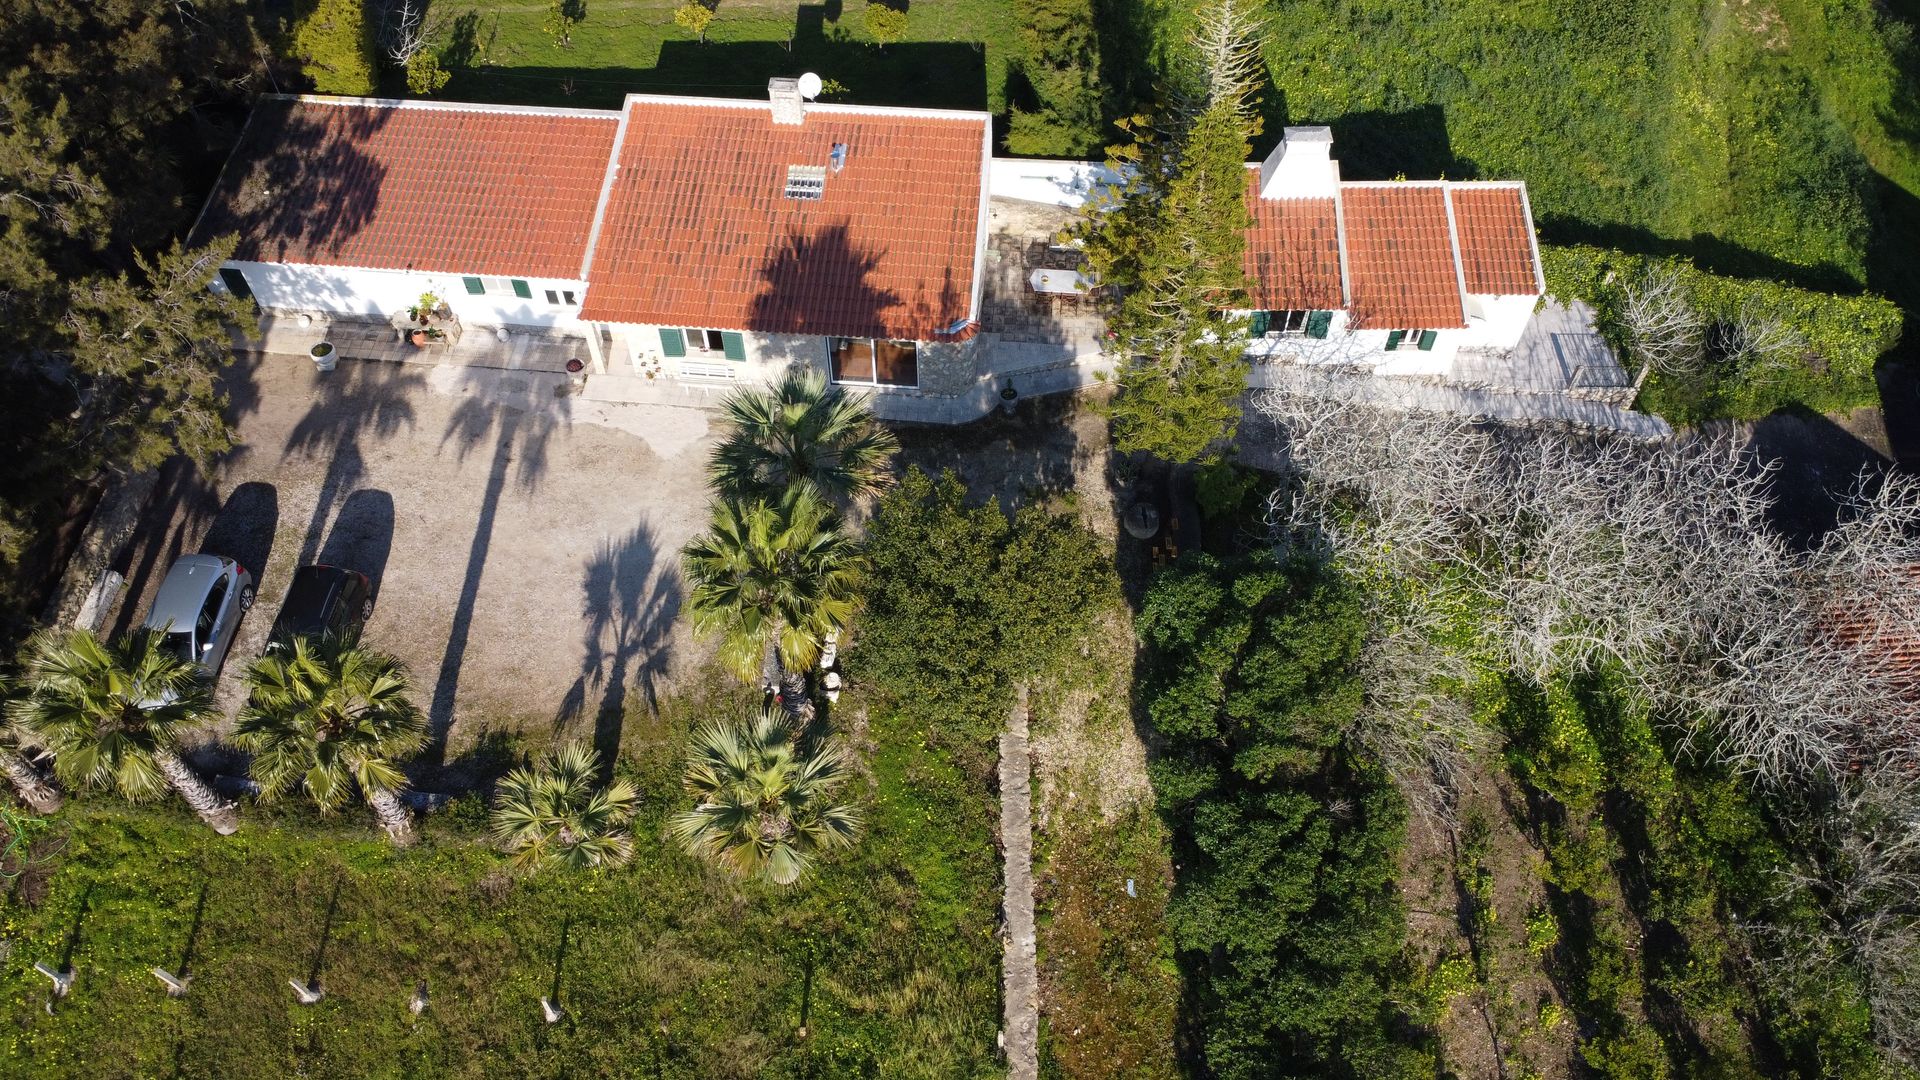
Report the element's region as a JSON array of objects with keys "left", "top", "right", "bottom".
[{"left": 161, "top": 629, "right": 196, "bottom": 664}]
